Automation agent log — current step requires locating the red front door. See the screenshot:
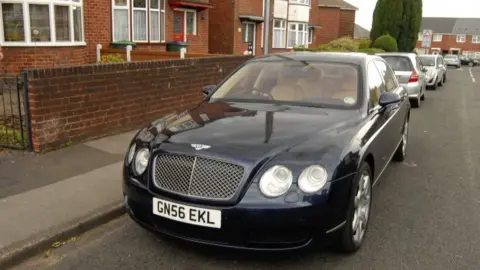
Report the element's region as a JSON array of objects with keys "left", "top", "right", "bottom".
[{"left": 173, "top": 11, "right": 185, "bottom": 42}]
